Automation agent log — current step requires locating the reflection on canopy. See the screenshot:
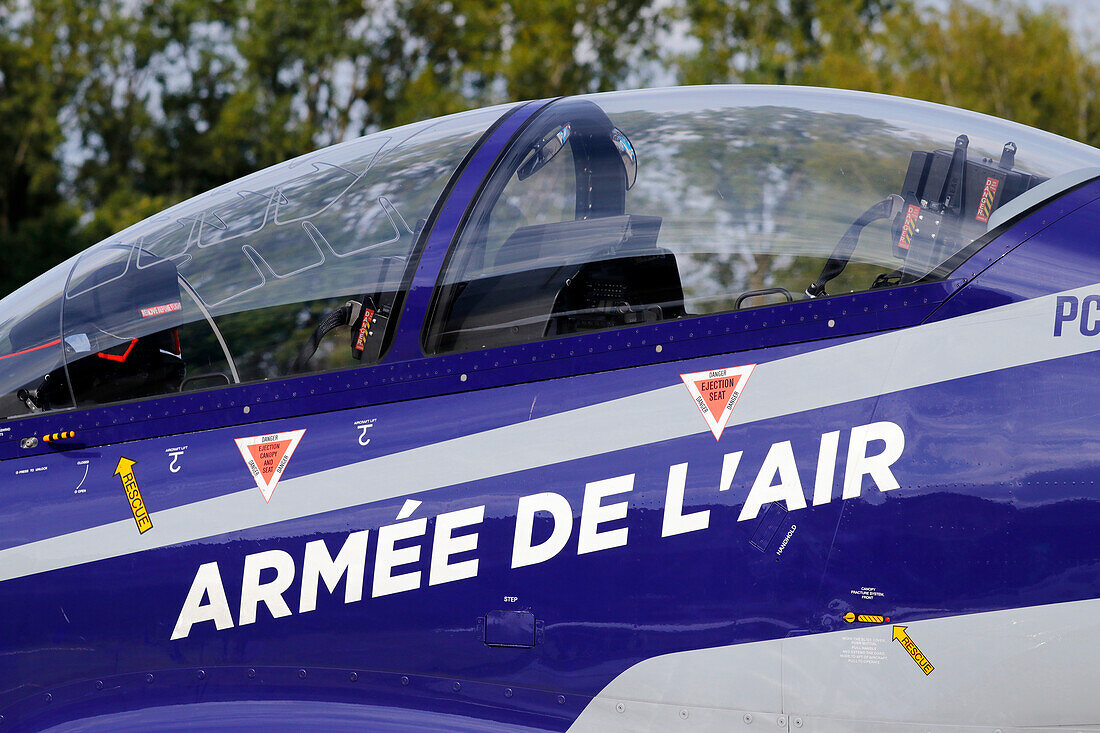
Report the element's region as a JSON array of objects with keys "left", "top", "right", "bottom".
[
  {"left": 429, "top": 86, "right": 1100, "bottom": 351},
  {"left": 0, "top": 104, "right": 513, "bottom": 416},
  {"left": 3, "top": 86, "right": 1100, "bottom": 416}
]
